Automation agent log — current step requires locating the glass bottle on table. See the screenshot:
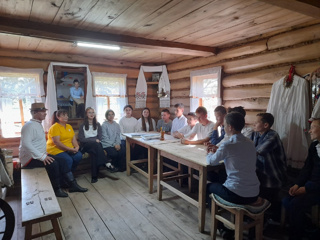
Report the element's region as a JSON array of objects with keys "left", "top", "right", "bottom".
[{"left": 160, "top": 127, "right": 165, "bottom": 141}]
